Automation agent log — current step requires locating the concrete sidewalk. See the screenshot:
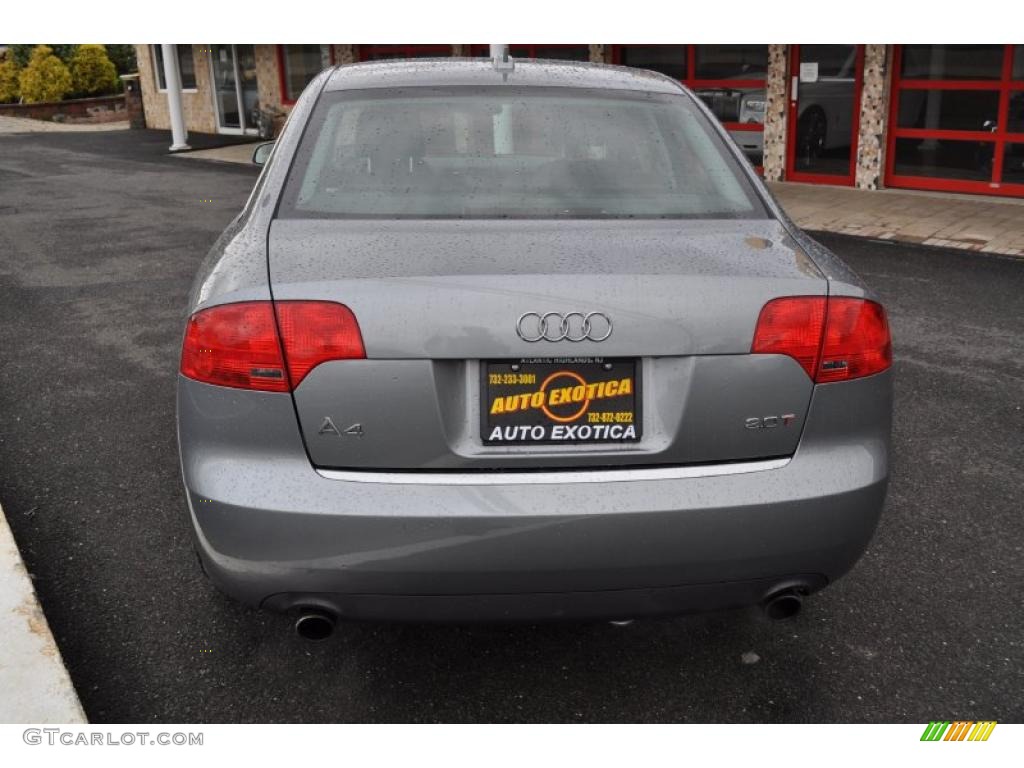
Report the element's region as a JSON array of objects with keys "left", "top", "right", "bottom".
[
  {"left": 172, "top": 141, "right": 258, "bottom": 166},
  {"left": 771, "top": 182, "right": 1024, "bottom": 257},
  {"left": 0, "top": 501, "right": 86, "bottom": 722}
]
